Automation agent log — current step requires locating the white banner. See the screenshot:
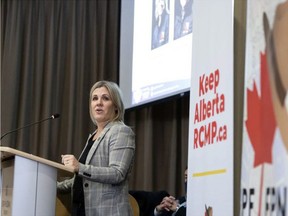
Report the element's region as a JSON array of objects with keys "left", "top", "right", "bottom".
[
  {"left": 241, "top": 0, "right": 288, "bottom": 215},
  {"left": 187, "top": 0, "right": 234, "bottom": 215}
]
